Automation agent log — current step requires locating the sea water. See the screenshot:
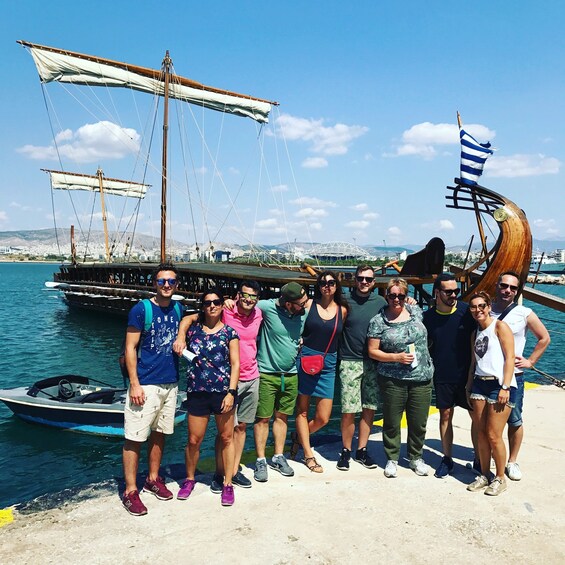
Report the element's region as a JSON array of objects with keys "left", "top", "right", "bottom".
[{"left": 0, "top": 262, "right": 563, "bottom": 508}]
